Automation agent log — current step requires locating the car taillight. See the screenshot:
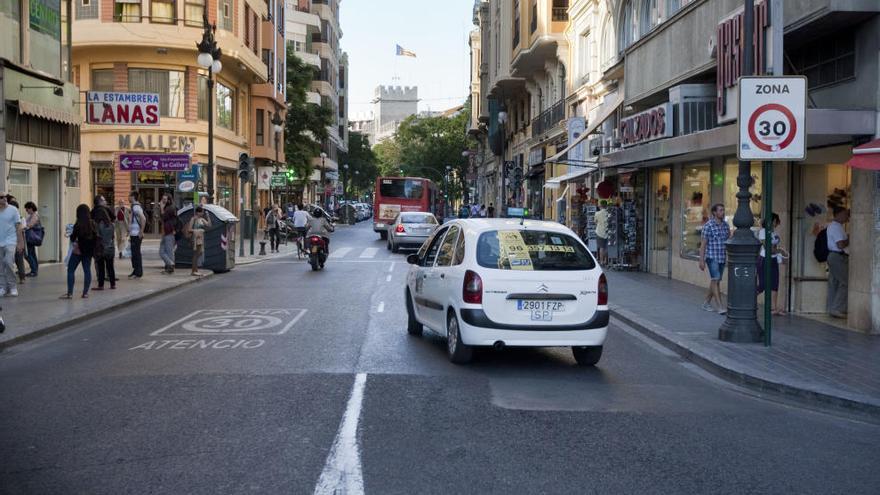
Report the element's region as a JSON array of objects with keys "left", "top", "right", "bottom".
[
  {"left": 395, "top": 224, "right": 406, "bottom": 233},
  {"left": 598, "top": 273, "right": 608, "bottom": 306},
  {"left": 463, "top": 270, "right": 483, "bottom": 304}
]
